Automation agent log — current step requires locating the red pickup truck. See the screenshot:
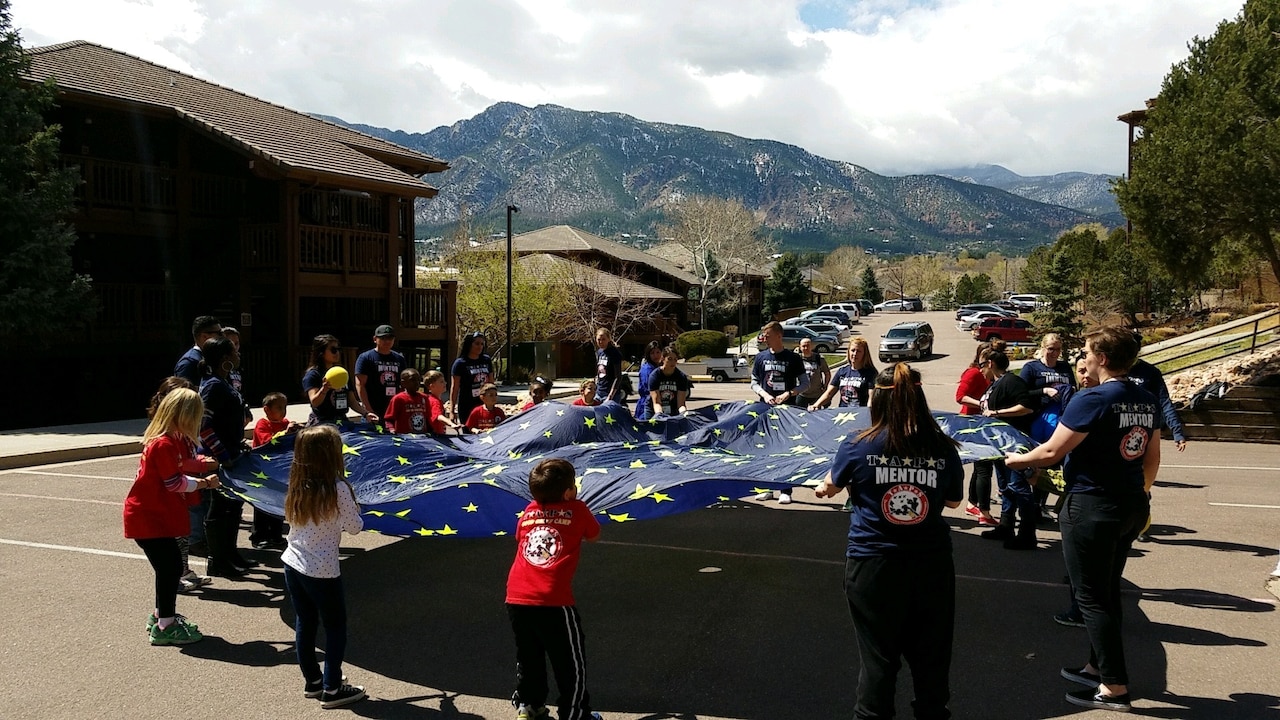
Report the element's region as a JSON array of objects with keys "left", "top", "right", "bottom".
[{"left": 971, "top": 317, "right": 1034, "bottom": 342}]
